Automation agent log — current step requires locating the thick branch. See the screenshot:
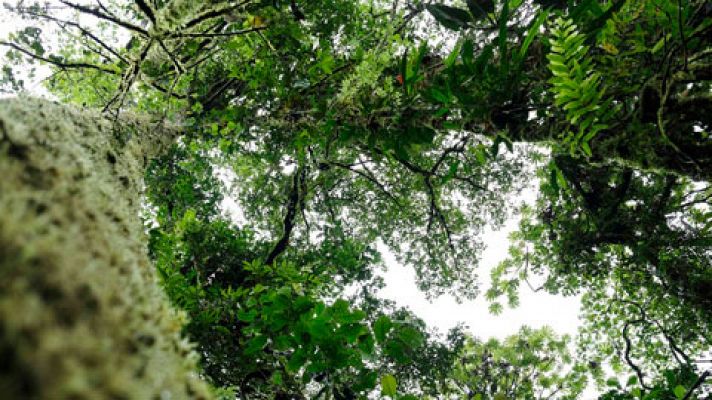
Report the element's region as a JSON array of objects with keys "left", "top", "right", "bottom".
[{"left": 134, "top": 0, "right": 157, "bottom": 25}]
